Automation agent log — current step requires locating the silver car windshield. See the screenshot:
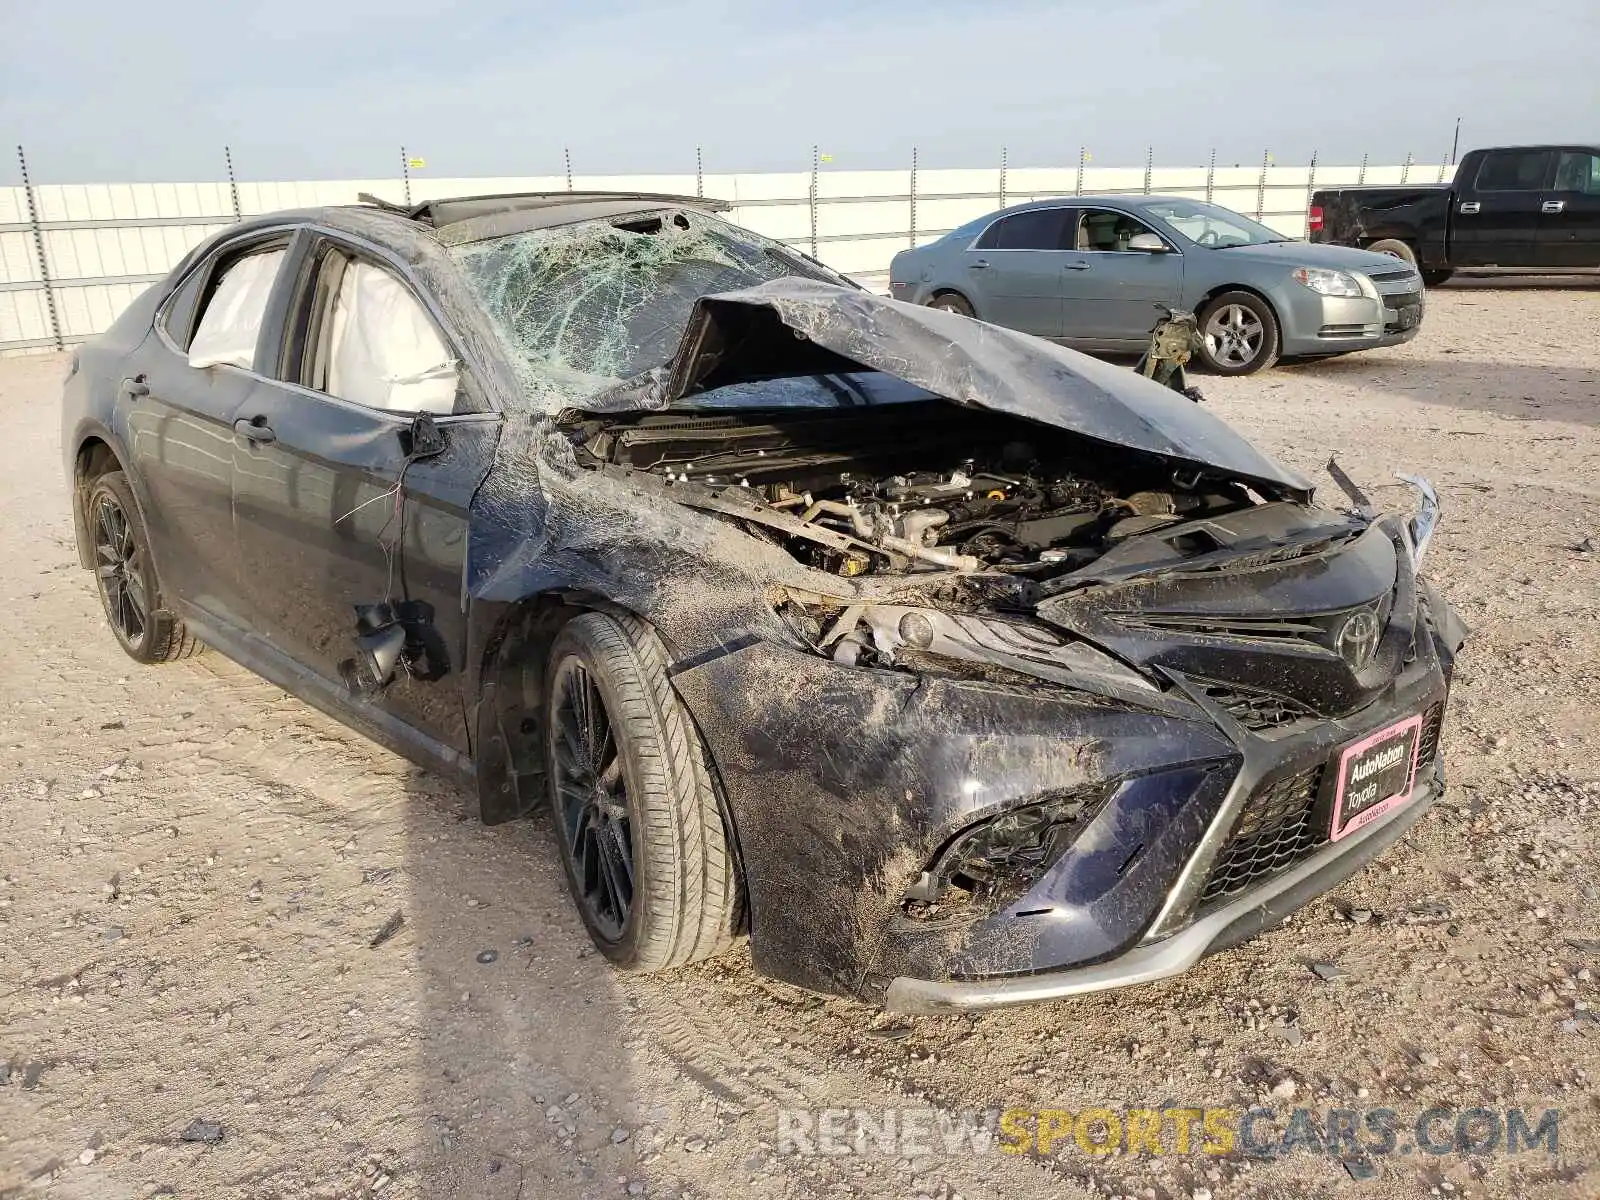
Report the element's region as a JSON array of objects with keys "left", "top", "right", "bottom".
[
  {"left": 449, "top": 210, "right": 846, "bottom": 410},
  {"left": 1142, "top": 200, "right": 1292, "bottom": 248}
]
